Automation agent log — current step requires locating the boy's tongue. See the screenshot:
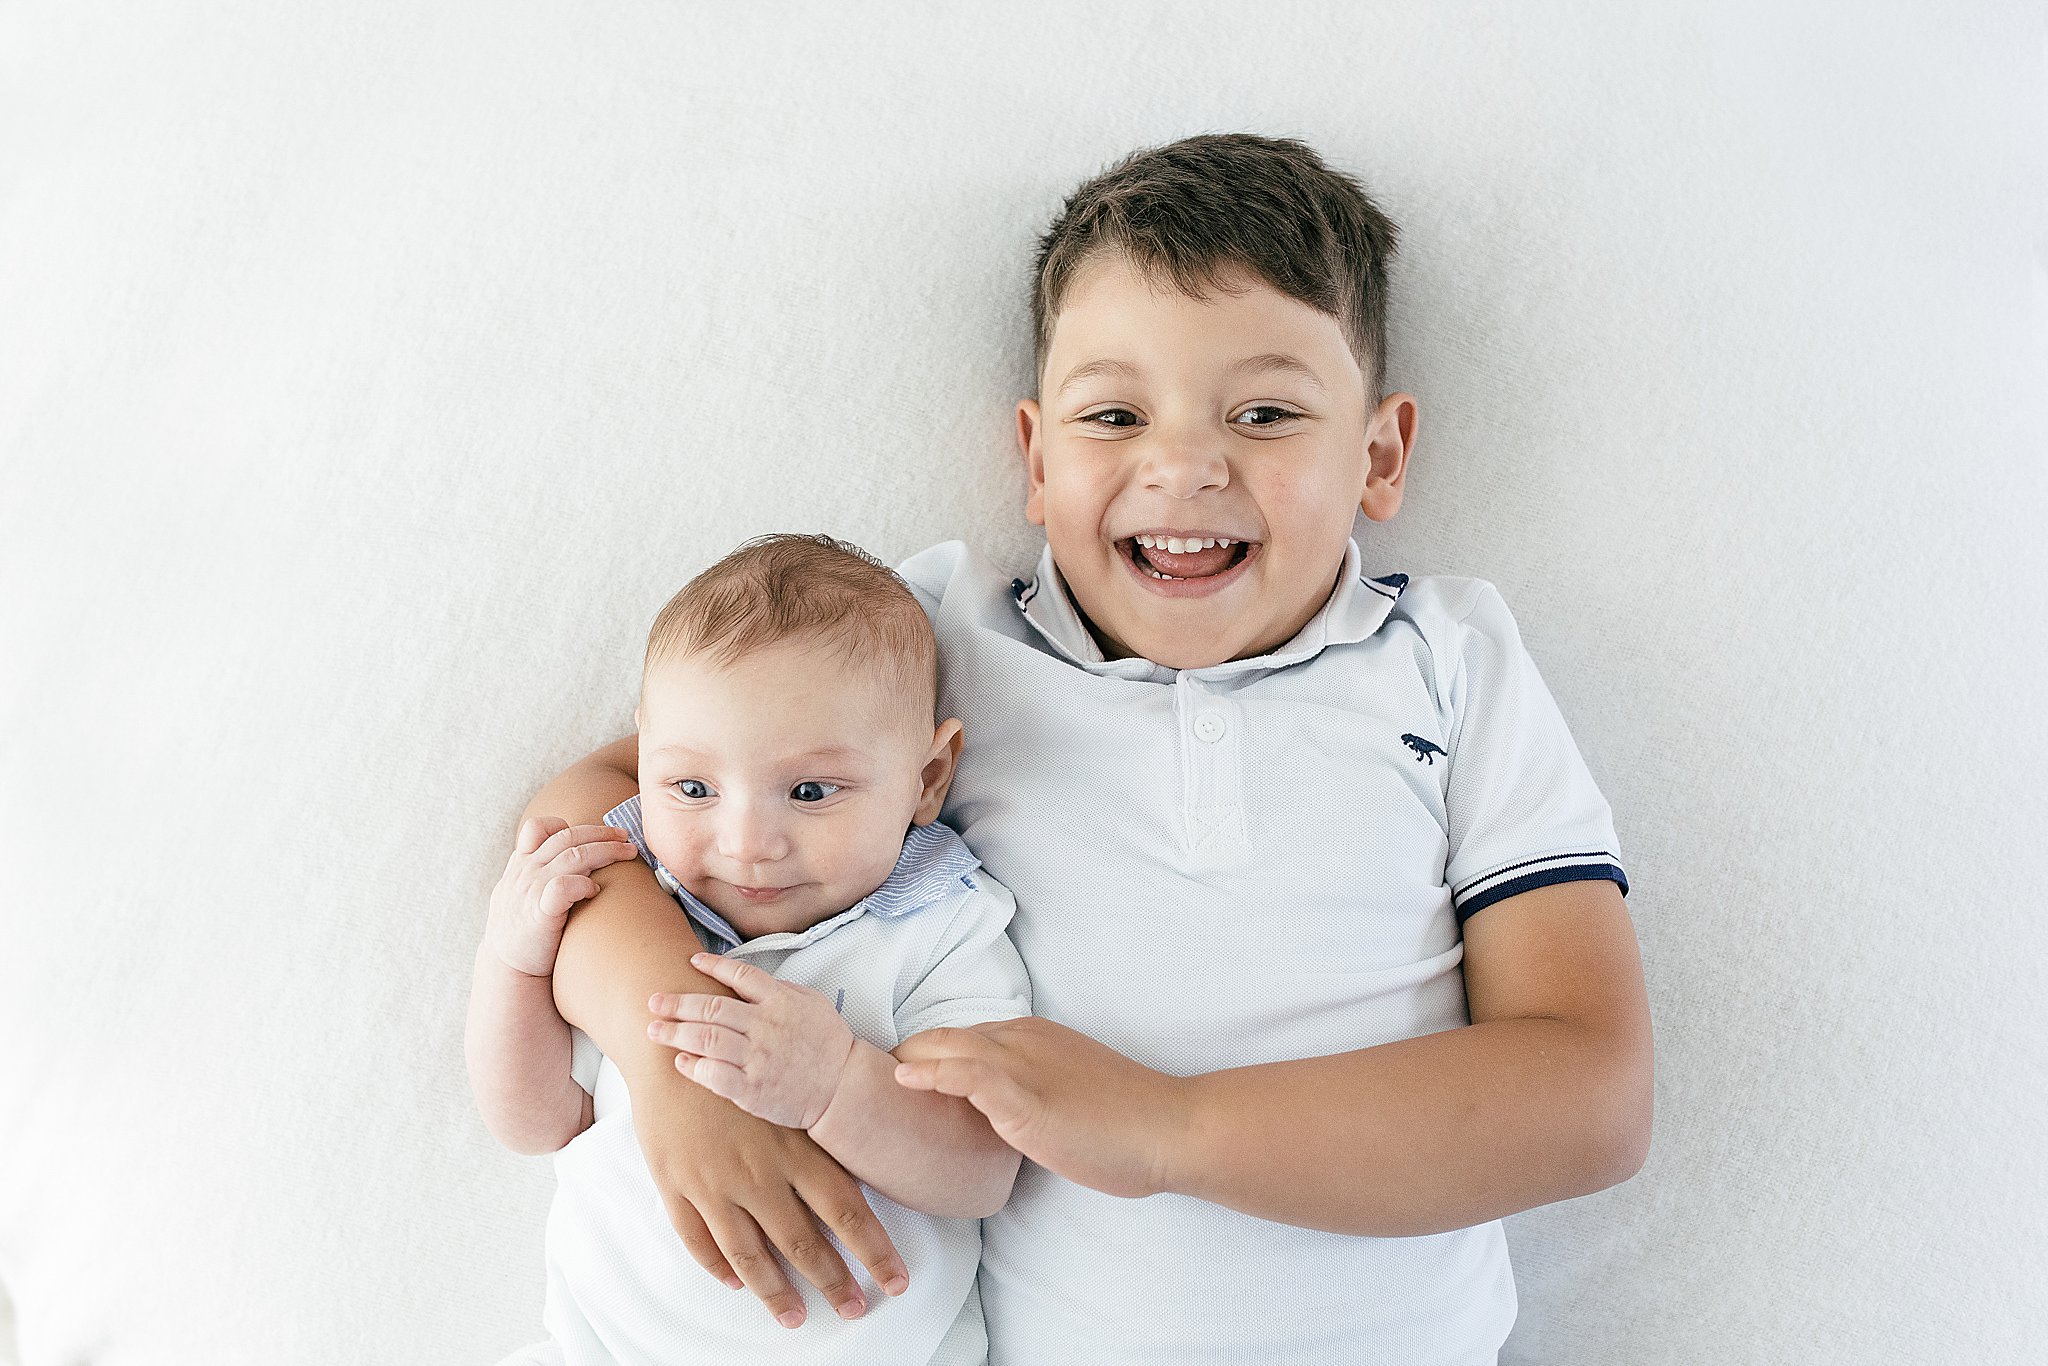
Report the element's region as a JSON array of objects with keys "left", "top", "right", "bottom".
[{"left": 1135, "top": 539, "right": 1239, "bottom": 578}]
